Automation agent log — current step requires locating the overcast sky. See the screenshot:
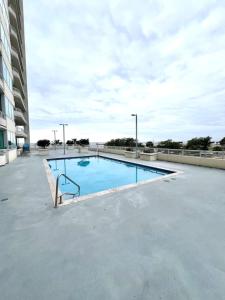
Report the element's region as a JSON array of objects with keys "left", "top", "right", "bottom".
[{"left": 24, "top": 0, "right": 225, "bottom": 143}]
